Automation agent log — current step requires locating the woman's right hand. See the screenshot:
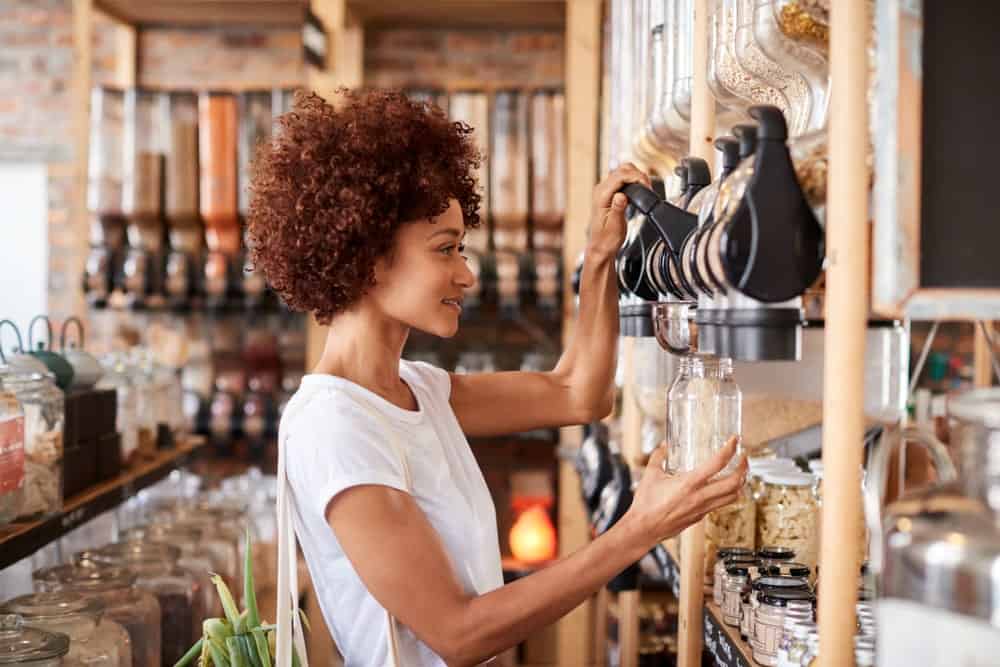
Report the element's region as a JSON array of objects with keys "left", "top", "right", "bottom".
[{"left": 624, "top": 436, "right": 748, "bottom": 548}]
